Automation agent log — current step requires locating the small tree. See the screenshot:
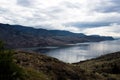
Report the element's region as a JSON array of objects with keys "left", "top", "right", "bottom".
[
  {"left": 0, "top": 41, "right": 4, "bottom": 53},
  {"left": 0, "top": 41, "right": 25, "bottom": 80}
]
